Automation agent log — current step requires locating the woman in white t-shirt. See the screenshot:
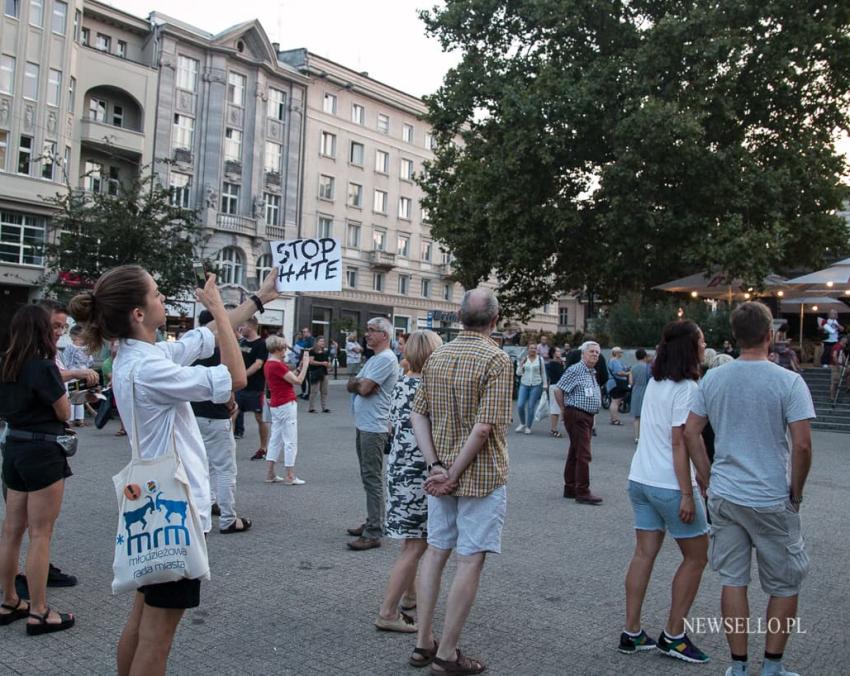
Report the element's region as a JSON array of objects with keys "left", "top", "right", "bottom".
[
  {"left": 346, "top": 333, "right": 363, "bottom": 374},
  {"left": 619, "top": 319, "right": 710, "bottom": 663},
  {"left": 69, "top": 265, "right": 281, "bottom": 676}
]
